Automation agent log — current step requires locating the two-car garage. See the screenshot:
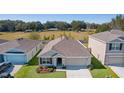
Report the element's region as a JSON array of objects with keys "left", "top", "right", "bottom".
[
  {"left": 64, "top": 57, "right": 91, "bottom": 67},
  {"left": 4, "top": 53, "right": 26, "bottom": 64}
]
